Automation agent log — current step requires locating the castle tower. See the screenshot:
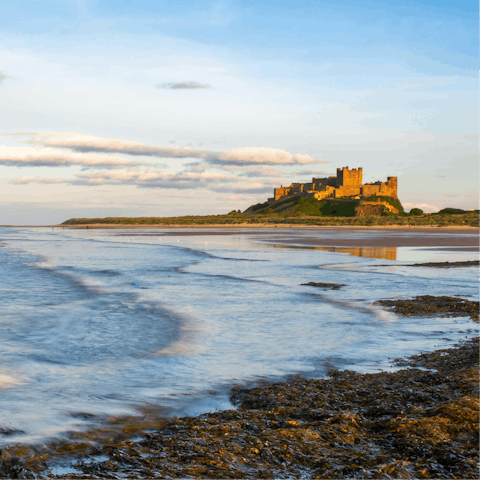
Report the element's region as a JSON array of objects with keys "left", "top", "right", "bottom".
[
  {"left": 336, "top": 166, "right": 362, "bottom": 187},
  {"left": 386, "top": 177, "right": 398, "bottom": 198}
]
